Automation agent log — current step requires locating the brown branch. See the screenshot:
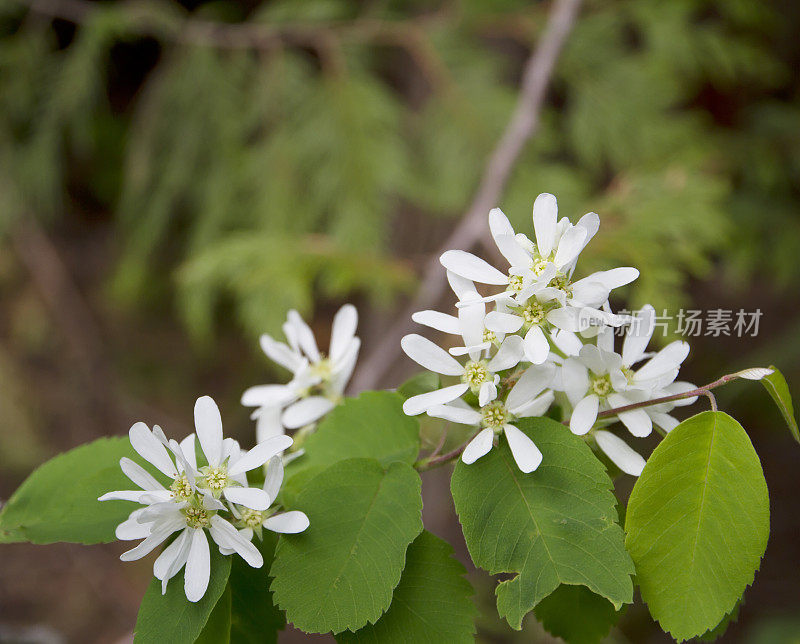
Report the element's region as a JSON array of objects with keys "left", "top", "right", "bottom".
[{"left": 351, "top": 0, "right": 583, "bottom": 392}]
